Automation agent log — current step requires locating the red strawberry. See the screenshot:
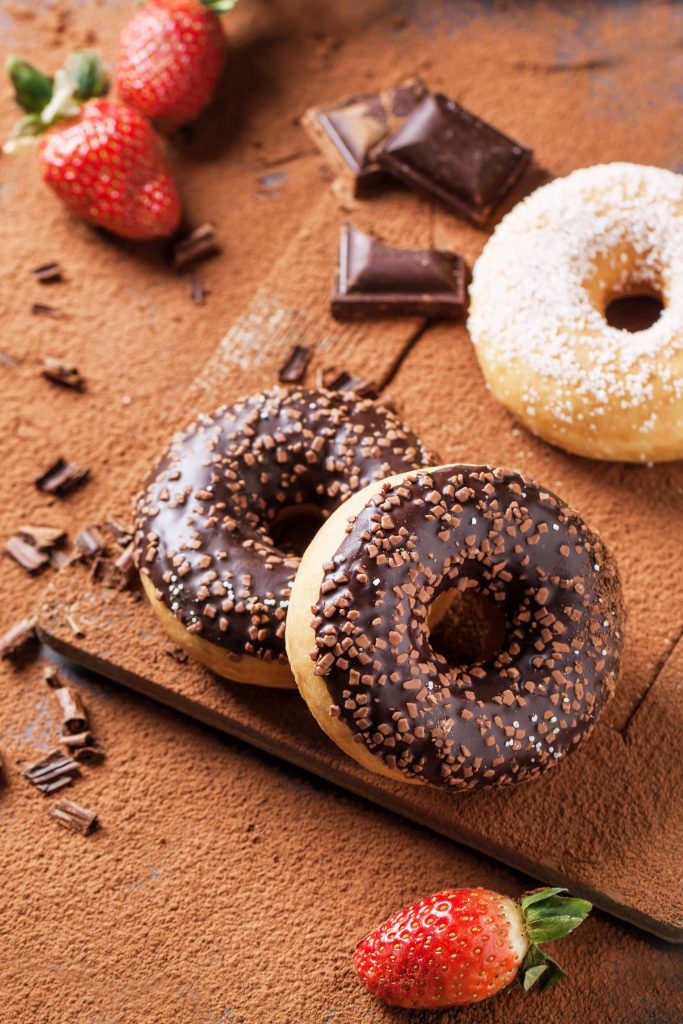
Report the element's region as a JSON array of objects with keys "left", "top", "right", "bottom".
[
  {"left": 353, "top": 886, "right": 591, "bottom": 1009},
  {"left": 5, "top": 52, "right": 182, "bottom": 240},
  {"left": 39, "top": 100, "right": 181, "bottom": 240},
  {"left": 116, "top": 0, "right": 236, "bottom": 127}
]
